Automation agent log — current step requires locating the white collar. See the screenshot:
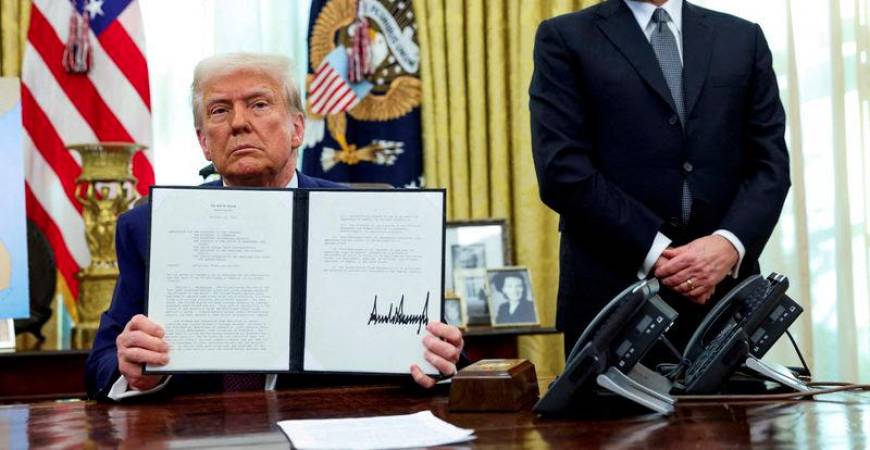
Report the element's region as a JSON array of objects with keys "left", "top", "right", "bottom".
[{"left": 624, "top": 0, "right": 683, "bottom": 34}]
